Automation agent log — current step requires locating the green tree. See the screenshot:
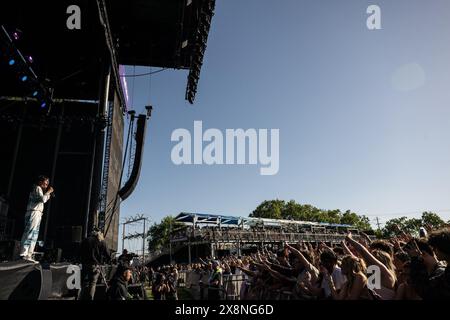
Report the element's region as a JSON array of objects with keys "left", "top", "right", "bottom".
[
  {"left": 421, "top": 212, "right": 446, "bottom": 229},
  {"left": 250, "top": 200, "right": 372, "bottom": 230},
  {"left": 325, "top": 209, "right": 342, "bottom": 224},
  {"left": 147, "top": 216, "right": 180, "bottom": 251},
  {"left": 382, "top": 216, "right": 422, "bottom": 237},
  {"left": 300, "top": 204, "right": 316, "bottom": 221},
  {"left": 250, "top": 200, "right": 285, "bottom": 219},
  {"left": 310, "top": 207, "right": 324, "bottom": 223},
  {"left": 374, "top": 229, "right": 384, "bottom": 239},
  {"left": 382, "top": 212, "right": 448, "bottom": 237},
  {"left": 281, "top": 200, "right": 302, "bottom": 220},
  {"left": 403, "top": 218, "right": 422, "bottom": 235},
  {"left": 340, "top": 210, "right": 371, "bottom": 230},
  {"left": 383, "top": 217, "right": 408, "bottom": 237}
]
